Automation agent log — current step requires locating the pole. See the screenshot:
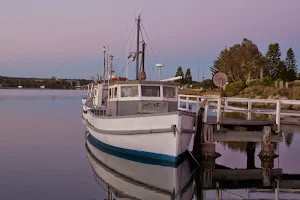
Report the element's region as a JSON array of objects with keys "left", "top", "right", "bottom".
[
  {"left": 198, "top": 68, "right": 199, "bottom": 94},
  {"left": 106, "top": 46, "right": 109, "bottom": 84},
  {"left": 135, "top": 11, "right": 141, "bottom": 80},
  {"left": 103, "top": 48, "right": 106, "bottom": 82},
  {"left": 109, "top": 55, "right": 113, "bottom": 81},
  {"left": 125, "top": 43, "right": 128, "bottom": 80},
  {"left": 217, "top": 78, "right": 223, "bottom": 130},
  {"left": 158, "top": 67, "right": 161, "bottom": 81},
  {"left": 140, "top": 42, "right": 146, "bottom": 80},
  {"left": 107, "top": 55, "right": 113, "bottom": 115}
]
